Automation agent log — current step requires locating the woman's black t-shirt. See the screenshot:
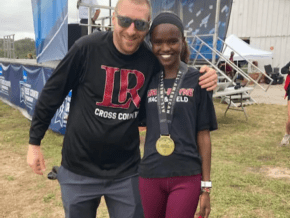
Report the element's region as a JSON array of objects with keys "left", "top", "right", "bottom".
[{"left": 139, "top": 67, "right": 218, "bottom": 178}]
